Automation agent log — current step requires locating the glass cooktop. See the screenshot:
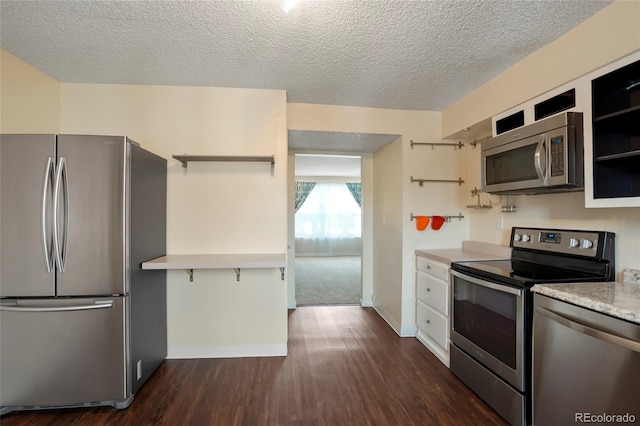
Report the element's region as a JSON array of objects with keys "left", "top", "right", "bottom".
[{"left": 451, "top": 259, "right": 606, "bottom": 288}]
